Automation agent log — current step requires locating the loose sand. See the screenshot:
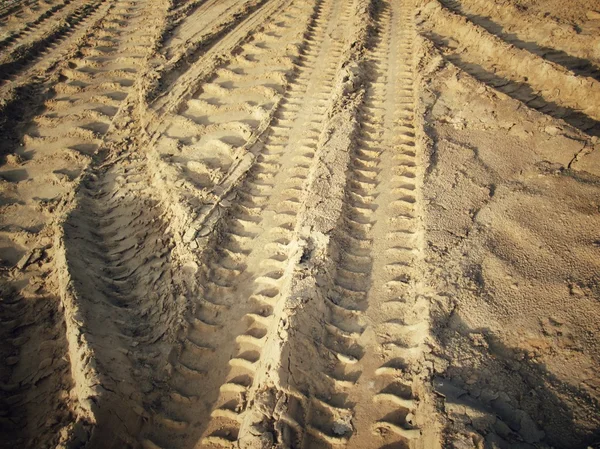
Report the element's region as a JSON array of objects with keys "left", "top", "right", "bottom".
[{"left": 0, "top": 0, "right": 598, "bottom": 448}]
